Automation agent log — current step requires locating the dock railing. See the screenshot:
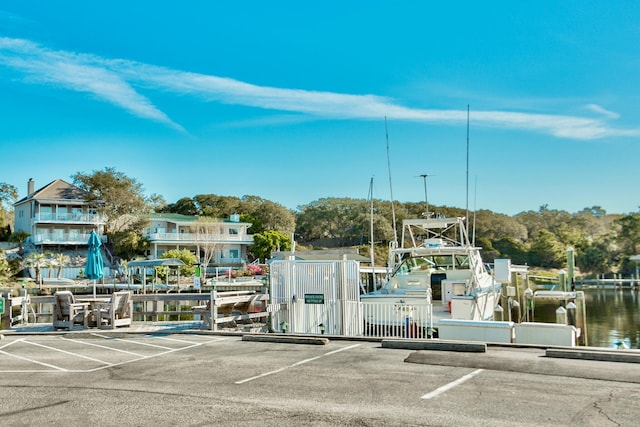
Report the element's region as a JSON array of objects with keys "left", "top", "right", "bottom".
[{"left": 1, "top": 289, "right": 270, "bottom": 331}]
